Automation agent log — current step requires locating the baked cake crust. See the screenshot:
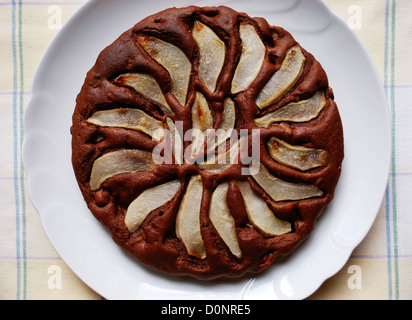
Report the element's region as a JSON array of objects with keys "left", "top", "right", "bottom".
[{"left": 71, "top": 6, "right": 344, "bottom": 280}]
